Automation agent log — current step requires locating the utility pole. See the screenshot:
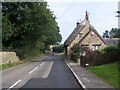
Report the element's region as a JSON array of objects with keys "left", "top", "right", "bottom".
[{"left": 116, "top": 2, "right": 120, "bottom": 28}]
